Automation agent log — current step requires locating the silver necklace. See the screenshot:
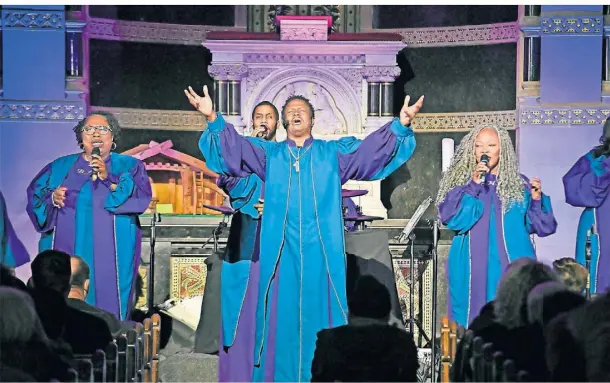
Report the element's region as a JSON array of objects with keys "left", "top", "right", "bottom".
[{"left": 287, "top": 145, "right": 312, "bottom": 173}]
